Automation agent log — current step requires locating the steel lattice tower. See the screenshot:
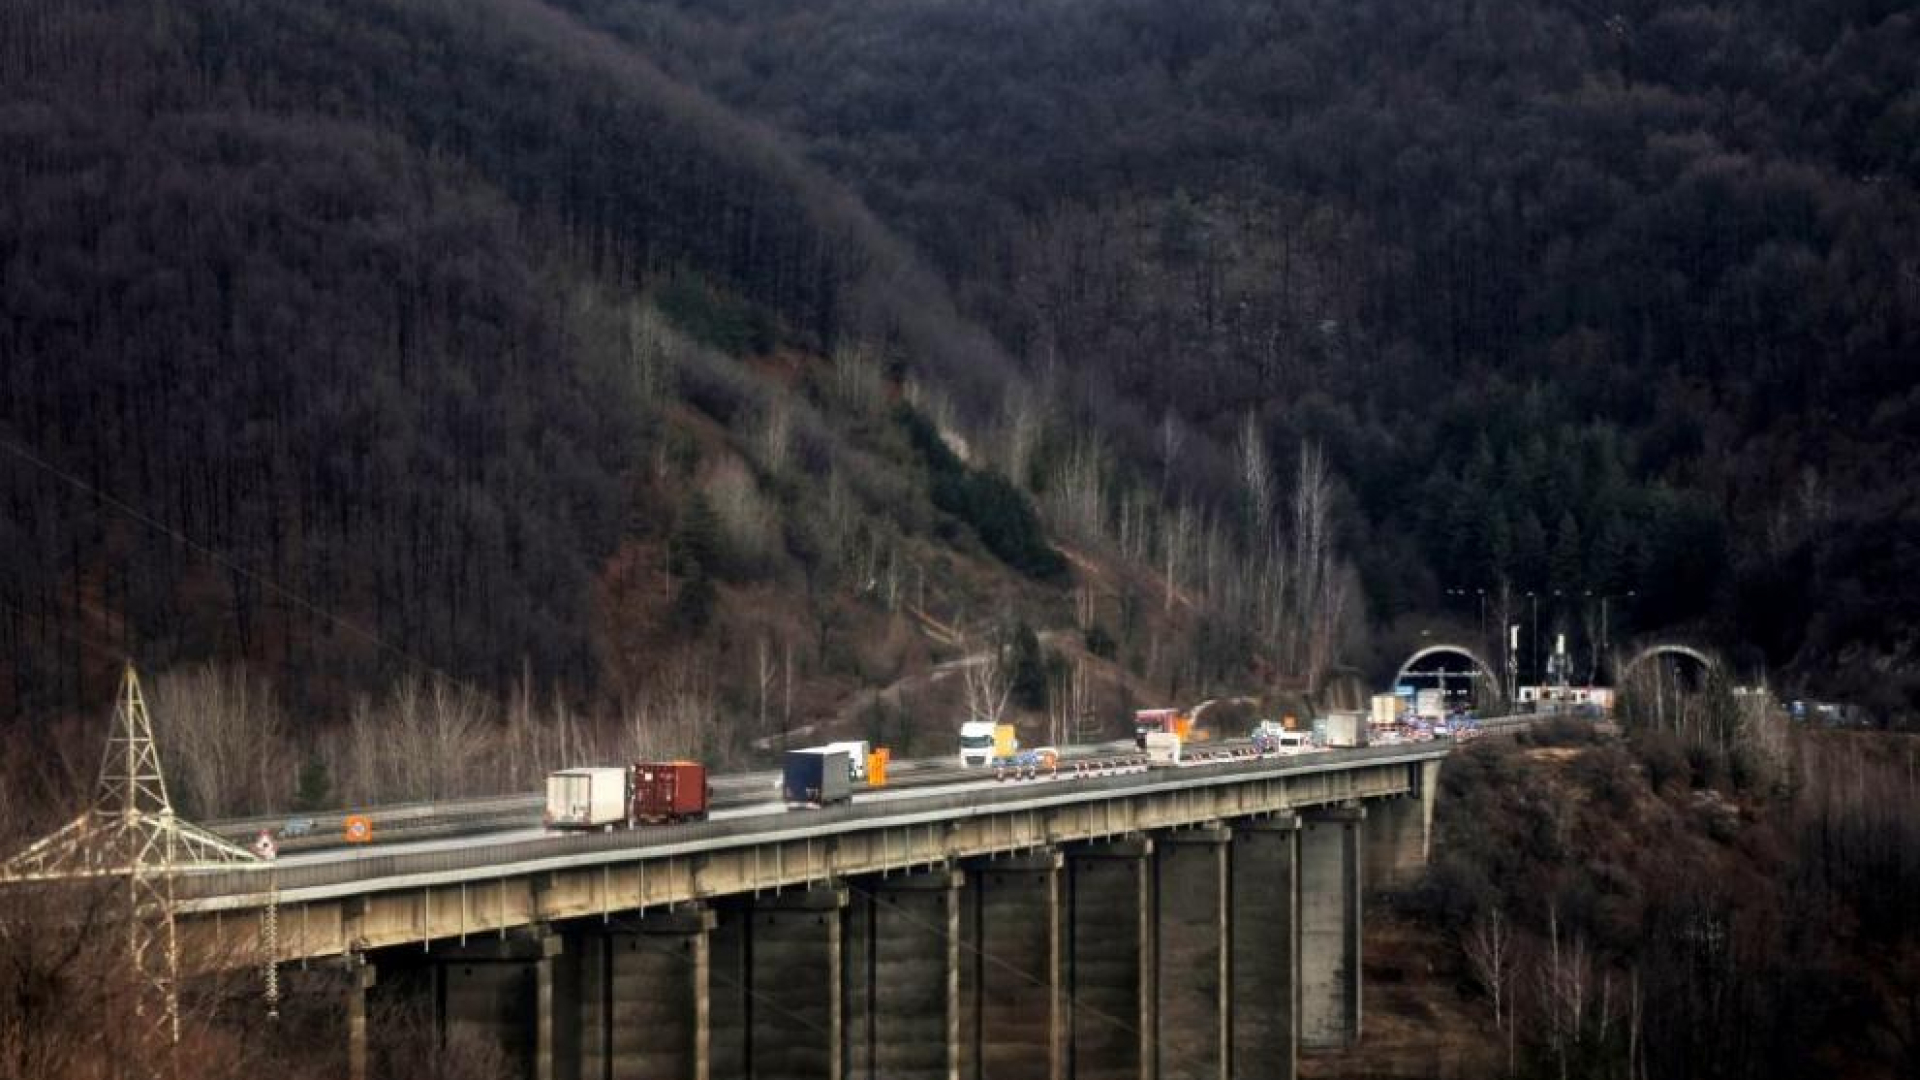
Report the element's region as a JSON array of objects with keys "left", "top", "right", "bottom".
[{"left": 1, "top": 664, "right": 267, "bottom": 1064}]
